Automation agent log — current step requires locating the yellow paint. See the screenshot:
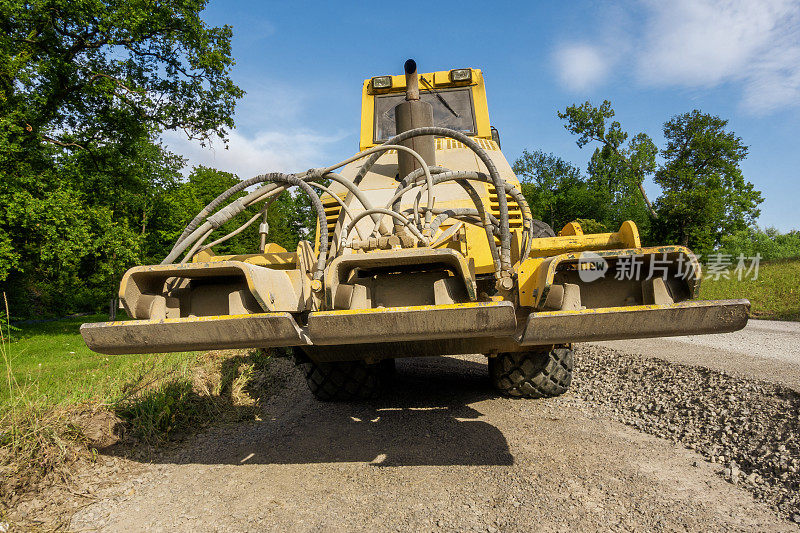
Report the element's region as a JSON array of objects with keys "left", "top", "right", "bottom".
[
  {"left": 517, "top": 257, "right": 547, "bottom": 307},
  {"left": 530, "top": 299, "right": 717, "bottom": 317},
  {"left": 262, "top": 243, "right": 288, "bottom": 253},
  {"left": 202, "top": 251, "right": 296, "bottom": 268},
  {"left": 619, "top": 220, "right": 641, "bottom": 248},
  {"left": 310, "top": 300, "right": 505, "bottom": 317},
  {"left": 517, "top": 244, "right": 701, "bottom": 308},
  {"left": 359, "top": 68, "right": 492, "bottom": 151},
  {"left": 93, "top": 311, "right": 292, "bottom": 328},
  {"left": 526, "top": 221, "right": 641, "bottom": 259},
  {"left": 559, "top": 222, "right": 583, "bottom": 237}
]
